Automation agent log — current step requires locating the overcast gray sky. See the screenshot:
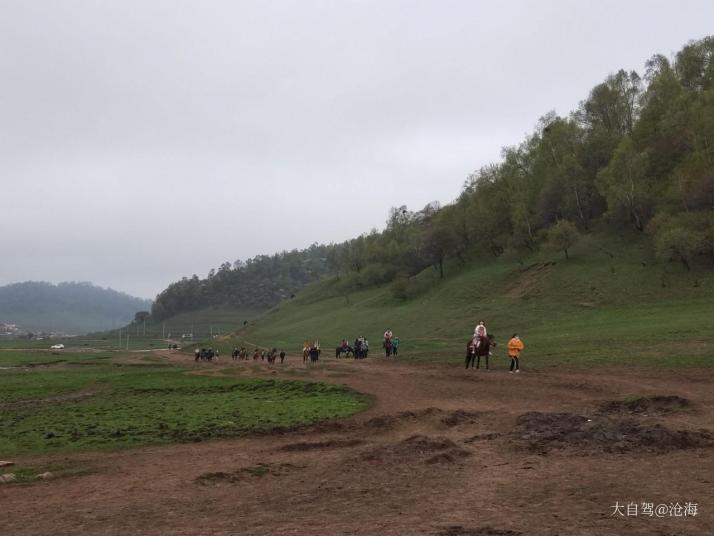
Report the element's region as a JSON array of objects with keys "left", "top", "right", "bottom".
[{"left": 1, "top": 1, "right": 712, "bottom": 299}]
